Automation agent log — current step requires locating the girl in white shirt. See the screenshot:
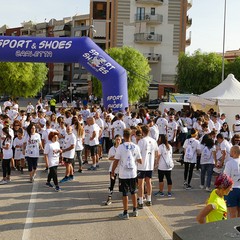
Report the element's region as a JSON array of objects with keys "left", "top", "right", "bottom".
[
  {"left": 44, "top": 132, "right": 62, "bottom": 191},
  {"left": 154, "top": 134, "right": 174, "bottom": 197},
  {"left": 23, "top": 123, "right": 43, "bottom": 183},
  {"left": 0, "top": 127, "right": 13, "bottom": 184},
  {"left": 103, "top": 134, "right": 122, "bottom": 205}
]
